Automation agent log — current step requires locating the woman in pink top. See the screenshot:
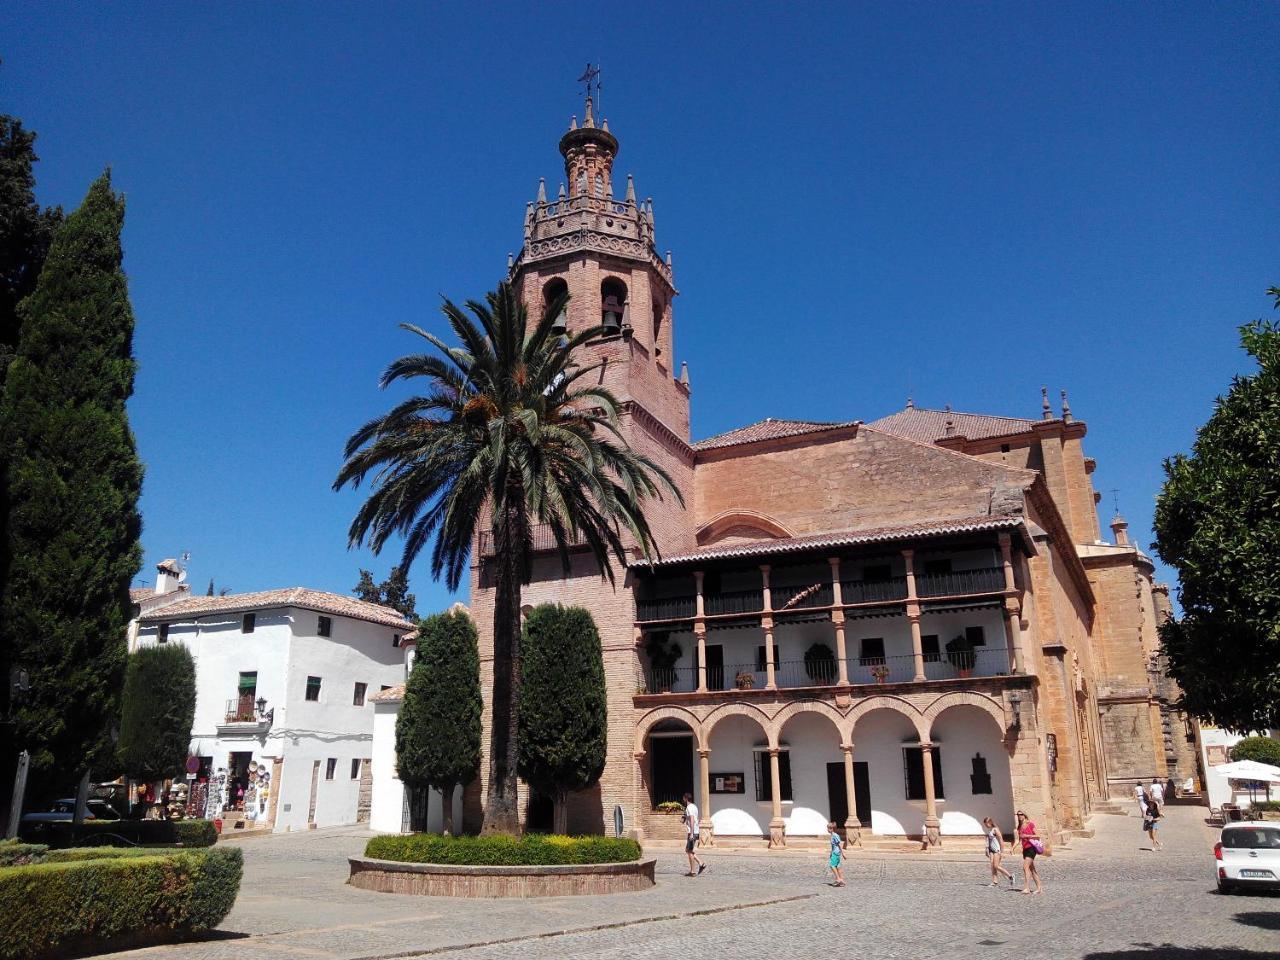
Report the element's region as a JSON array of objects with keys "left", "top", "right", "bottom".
[{"left": 1013, "top": 809, "right": 1044, "bottom": 895}]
